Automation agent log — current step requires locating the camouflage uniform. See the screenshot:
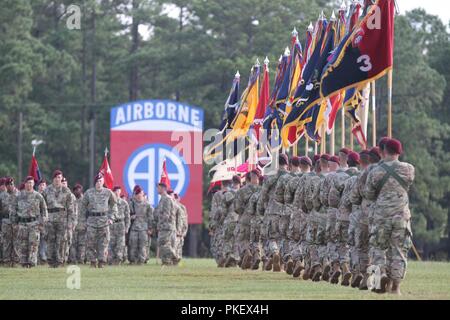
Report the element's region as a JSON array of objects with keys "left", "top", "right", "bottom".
[
  {"left": 0, "top": 190, "right": 19, "bottom": 265},
  {"left": 175, "top": 202, "right": 188, "bottom": 260},
  {"left": 209, "top": 191, "right": 223, "bottom": 264},
  {"left": 69, "top": 195, "right": 86, "bottom": 264},
  {"left": 221, "top": 188, "right": 239, "bottom": 264},
  {"left": 257, "top": 169, "right": 289, "bottom": 261},
  {"left": 109, "top": 197, "right": 130, "bottom": 264},
  {"left": 364, "top": 160, "right": 414, "bottom": 282},
  {"left": 234, "top": 184, "right": 259, "bottom": 265},
  {"left": 305, "top": 173, "right": 326, "bottom": 278},
  {"left": 42, "top": 185, "right": 75, "bottom": 266},
  {"left": 38, "top": 190, "right": 48, "bottom": 264},
  {"left": 128, "top": 197, "right": 153, "bottom": 264},
  {"left": 81, "top": 187, "right": 118, "bottom": 264},
  {"left": 283, "top": 172, "right": 303, "bottom": 263},
  {"left": 155, "top": 194, "right": 177, "bottom": 265},
  {"left": 65, "top": 192, "right": 77, "bottom": 262},
  {"left": 249, "top": 188, "right": 262, "bottom": 267},
  {"left": 11, "top": 190, "right": 48, "bottom": 266}
]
